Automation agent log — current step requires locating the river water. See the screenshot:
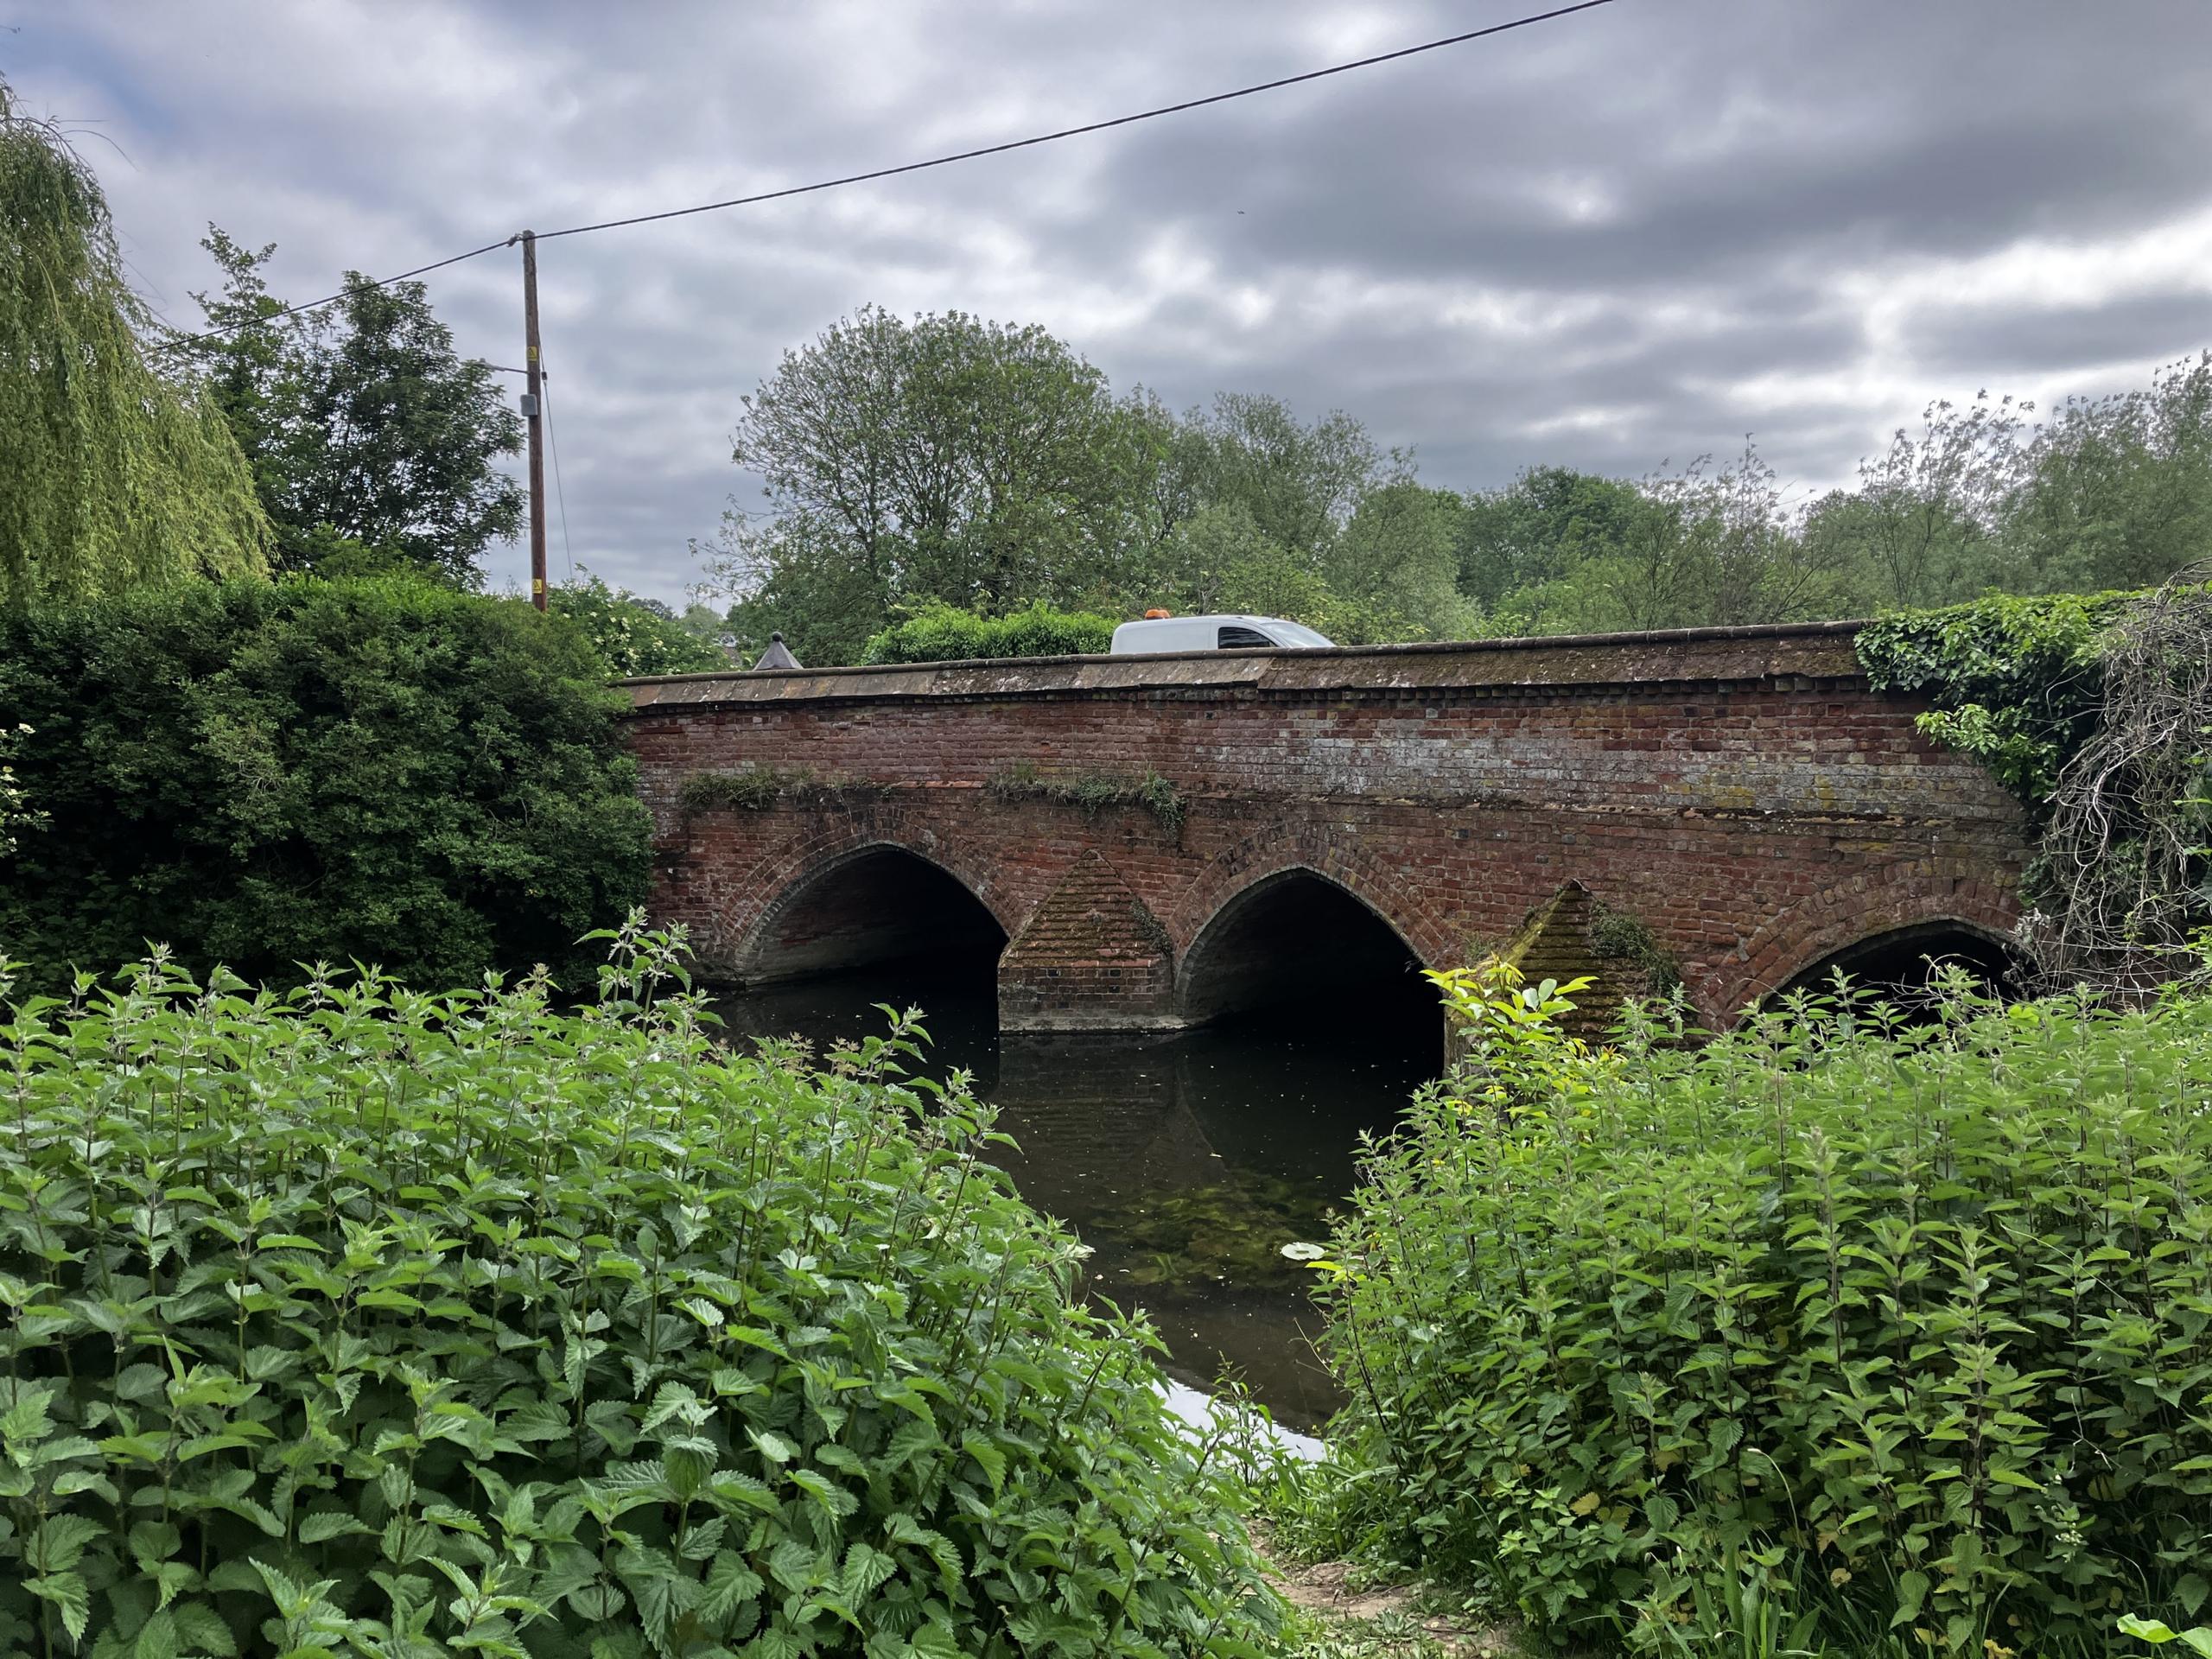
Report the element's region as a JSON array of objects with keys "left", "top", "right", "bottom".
[{"left": 715, "top": 965, "right": 1441, "bottom": 1433}]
